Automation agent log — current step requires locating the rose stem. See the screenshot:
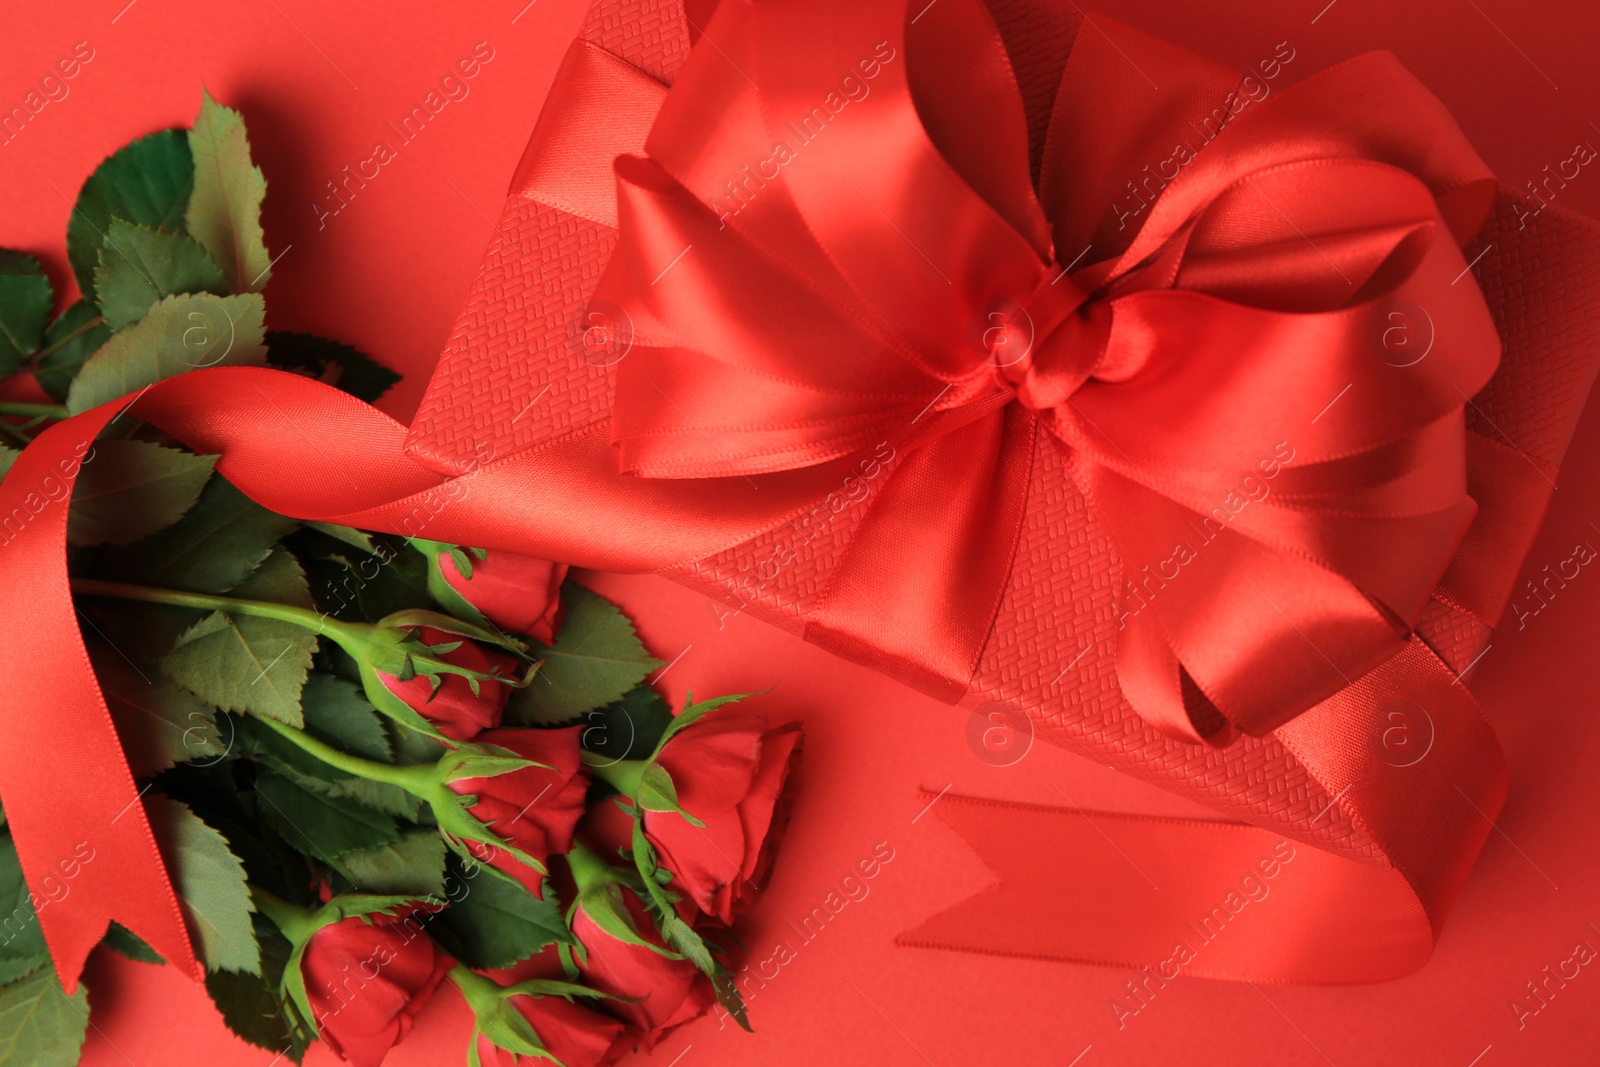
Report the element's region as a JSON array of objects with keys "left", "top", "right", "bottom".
[
  {"left": 255, "top": 715, "right": 434, "bottom": 794},
  {"left": 71, "top": 577, "right": 350, "bottom": 637}
]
